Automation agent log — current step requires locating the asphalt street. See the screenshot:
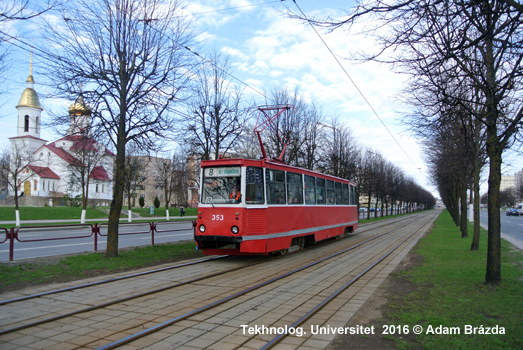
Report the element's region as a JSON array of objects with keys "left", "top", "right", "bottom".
[{"left": 478, "top": 209, "right": 523, "bottom": 250}]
